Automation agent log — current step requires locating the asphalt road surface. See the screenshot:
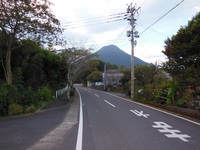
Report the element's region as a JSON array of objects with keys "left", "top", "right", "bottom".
[
  {"left": 76, "top": 86, "right": 200, "bottom": 150},
  {"left": 0, "top": 85, "right": 200, "bottom": 150},
  {"left": 0, "top": 92, "right": 79, "bottom": 150}
]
